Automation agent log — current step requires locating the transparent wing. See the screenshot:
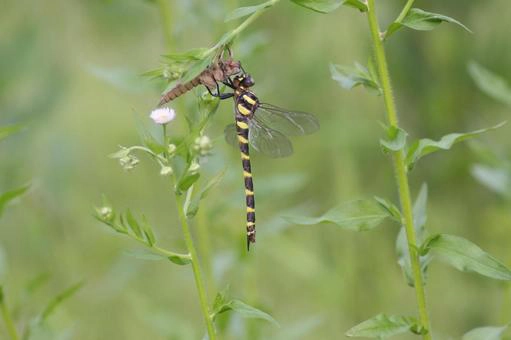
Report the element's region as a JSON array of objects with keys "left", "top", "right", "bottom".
[
  {"left": 256, "top": 103, "right": 319, "bottom": 136},
  {"left": 248, "top": 117, "right": 293, "bottom": 158},
  {"left": 224, "top": 123, "right": 238, "bottom": 148}
]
